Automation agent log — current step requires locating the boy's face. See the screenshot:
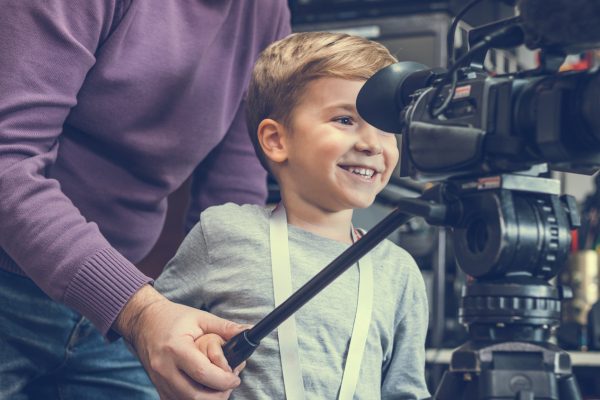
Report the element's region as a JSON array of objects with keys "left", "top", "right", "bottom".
[{"left": 281, "top": 77, "right": 399, "bottom": 212}]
